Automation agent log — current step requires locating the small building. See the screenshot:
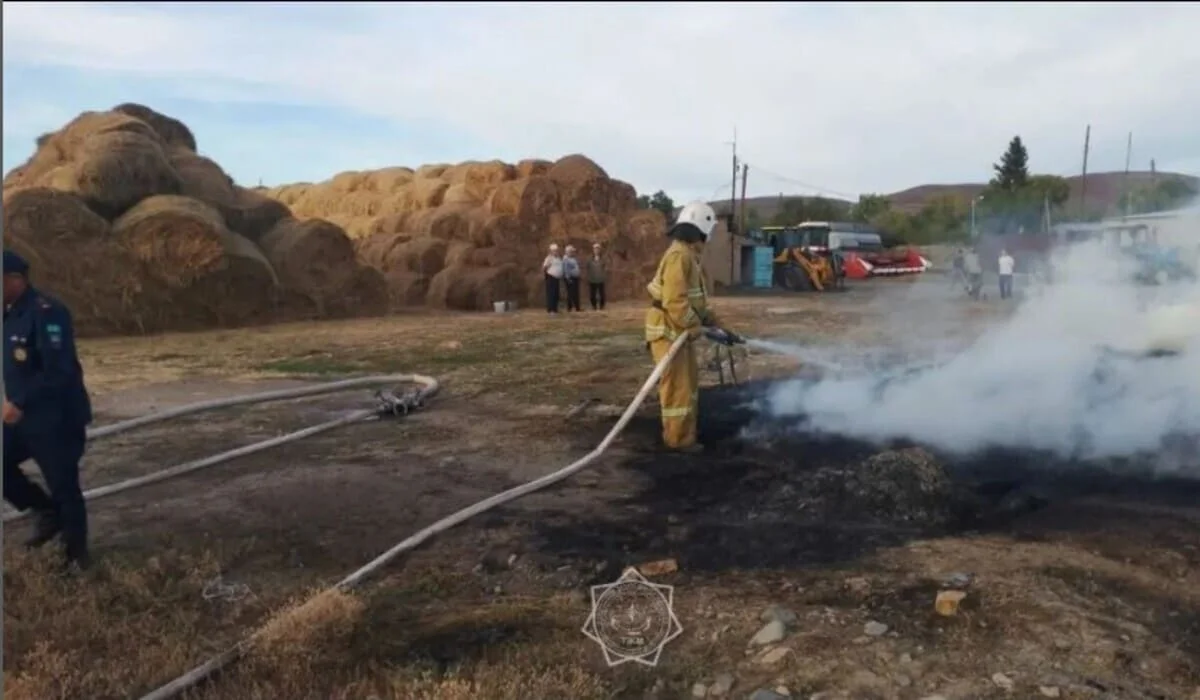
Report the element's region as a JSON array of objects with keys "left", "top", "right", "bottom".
[{"left": 699, "top": 215, "right": 764, "bottom": 288}]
